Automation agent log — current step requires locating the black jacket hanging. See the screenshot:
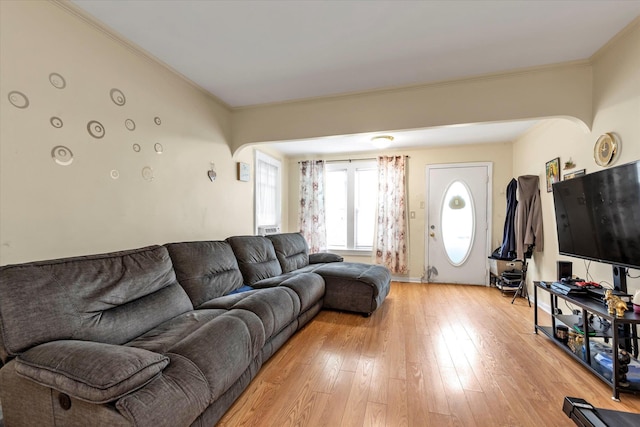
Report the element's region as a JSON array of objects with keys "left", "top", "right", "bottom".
[{"left": 497, "top": 178, "right": 518, "bottom": 260}]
